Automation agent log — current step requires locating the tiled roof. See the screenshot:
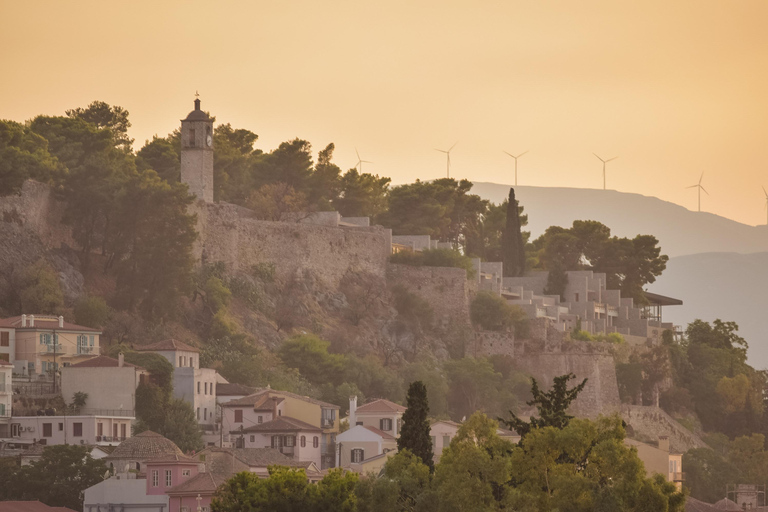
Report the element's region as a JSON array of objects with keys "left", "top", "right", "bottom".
[
  {"left": 224, "top": 393, "right": 283, "bottom": 411},
  {"left": 135, "top": 339, "right": 199, "bottom": 353},
  {"left": 166, "top": 472, "right": 228, "bottom": 495},
  {"left": 198, "top": 447, "right": 303, "bottom": 473},
  {"left": 145, "top": 453, "right": 199, "bottom": 464},
  {"left": 363, "top": 425, "right": 395, "bottom": 440},
  {"left": 217, "top": 383, "right": 257, "bottom": 396},
  {"left": 0, "top": 502, "right": 77, "bottom": 512},
  {"left": 232, "top": 416, "right": 322, "bottom": 434},
  {"left": 221, "top": 388, "right": 337, "bottom": 409},
  {"left": 68, "top": 355, "right": 142, "bottom": 369},
  {"left": 105, "top": 431, "right": 183, "bottom": 461},
  {"left": 356, "top": 399, "right": 406, "bottom": 414},
  {"left": 0, "top": 315, "right": 100, "bottom": 333}
]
